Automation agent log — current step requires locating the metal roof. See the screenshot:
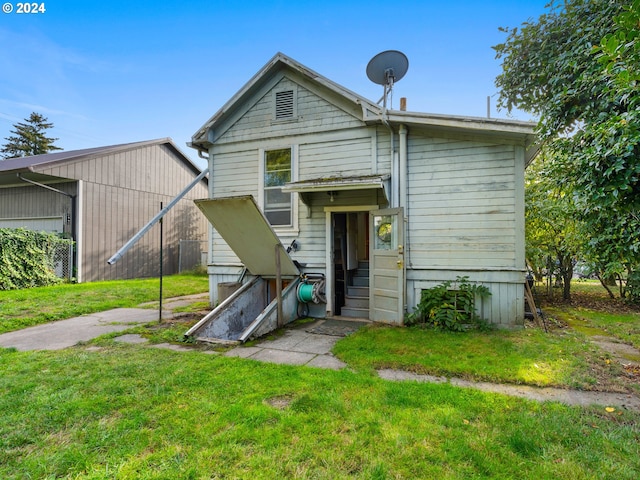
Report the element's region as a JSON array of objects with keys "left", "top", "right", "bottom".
[{"left": 0, "top": 138, "right": 206, "bottom": 188}]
